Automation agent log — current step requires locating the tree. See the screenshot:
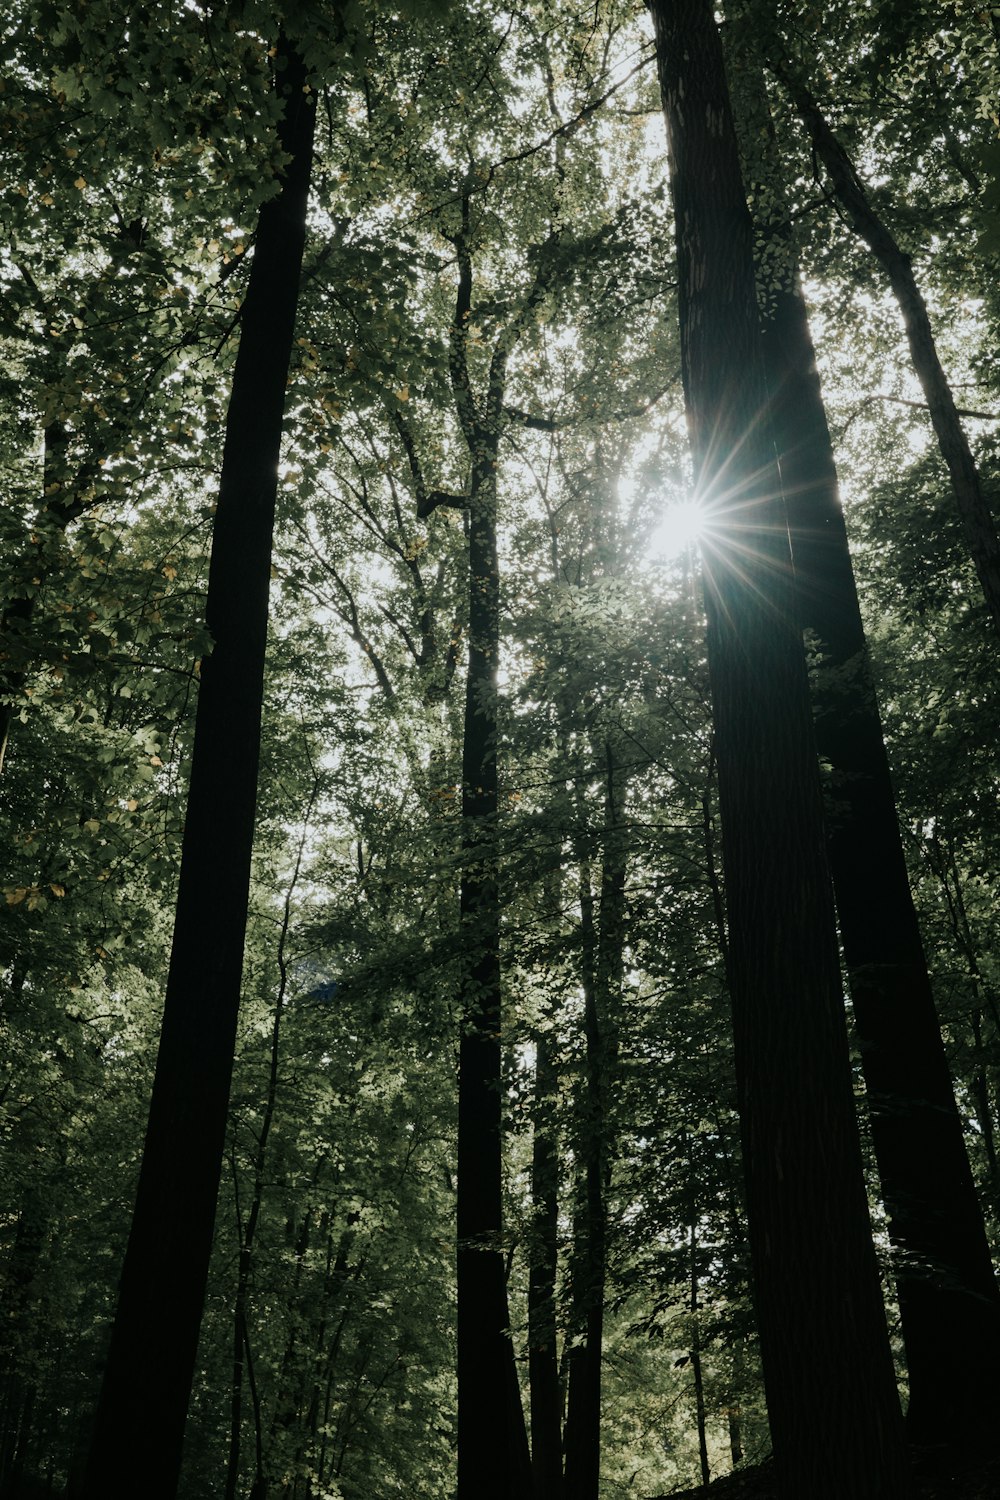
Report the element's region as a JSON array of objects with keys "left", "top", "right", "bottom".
[
  {"left": 446, "top": 189, "right": 535, "bottom": 1499},
  {"left": 769, "top": 49, "right": 1000, "bottom": 636},
  {"left": 649, "top": 0, "right": 909, "bottom": 1492},
  {"left": 5, "top": 0, "right": 1000, "bottom": 1493},
  {"left": 724, "top": 35, "right": 1000, "bottom": 1449},
  {"left": 81, "top": 39, "right": 315, "bottom": 1498}
]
